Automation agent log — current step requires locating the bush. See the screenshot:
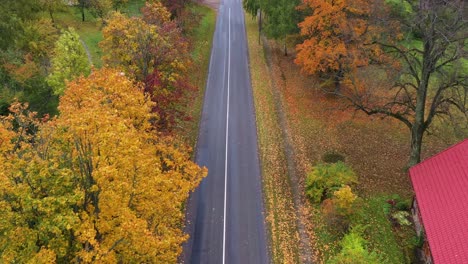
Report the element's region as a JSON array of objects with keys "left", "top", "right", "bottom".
[
  {"left": 333, "top": 185, "right": 358, "bottom": 216},
  {"left": 322, "top": 151, "right": 345, "bottom": 163},
  {"left": 327, "top": 227, "right": 381, "bottom": 264},
  {"left": 322, "top": 199, "right": 350, "bottom": 234},
  {"left": 391, "top": 211, "right": 411, "bottom": 226},
  {"left": 306, "top": 162, "right": 357, "bottom": 203},
  {"left": 396, "top": 200, "right": 411, "bottom": 211}
]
